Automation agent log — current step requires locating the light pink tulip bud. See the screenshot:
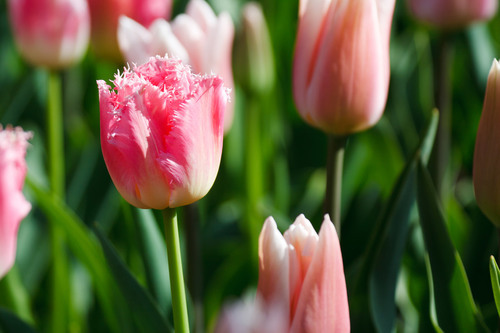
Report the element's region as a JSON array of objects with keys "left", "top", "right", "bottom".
[
  {"left": 293, "top": 0, "right": 395, "bottom": 135},
  {"left": 0, "top": 126, "right": 31, "bottom": 279},
  {"left": 407, "top": 0, "right": 497, "bottom": 29},
  {"left": 257, "top": 215, "right": 350, "bottom": 332},
  {"left": 474, "top": 59, "right": 500, "bottom": 227},
  {"left": 117, "top": 0, "right": 235, "bottom": 132},
  {"left": 88, "top": 0, "right": 173, "bottom": 62},
  {"left": 98, "top": 56, "right": 229, "bottom": 209},
  {"left": 7, "top": 0, "right": 90, "bottom": 69}
]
